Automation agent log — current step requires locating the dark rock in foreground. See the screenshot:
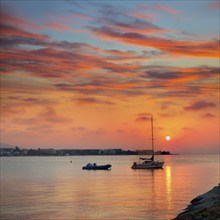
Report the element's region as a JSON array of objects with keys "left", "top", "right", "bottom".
[{"left": 173, "top": 184, "right": 220, "bottom": 220}]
